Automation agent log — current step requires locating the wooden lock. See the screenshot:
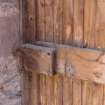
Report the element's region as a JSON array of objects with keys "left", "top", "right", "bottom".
[{"left": 17, "top": 41, "right": 105, "bottom": 84}]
